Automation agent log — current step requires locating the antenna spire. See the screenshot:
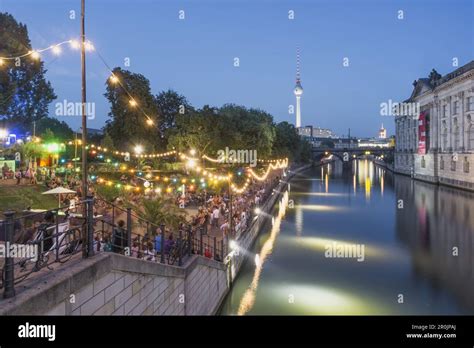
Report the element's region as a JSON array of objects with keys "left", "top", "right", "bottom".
[{"left": 296, "top": 46, "right": 301, "bottom": 84}]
